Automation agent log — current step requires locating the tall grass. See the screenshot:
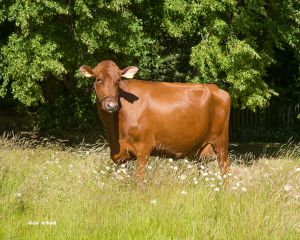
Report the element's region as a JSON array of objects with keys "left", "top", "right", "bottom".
[{"left": 0, "top": 135, "right": 299, "bottom": 240}]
